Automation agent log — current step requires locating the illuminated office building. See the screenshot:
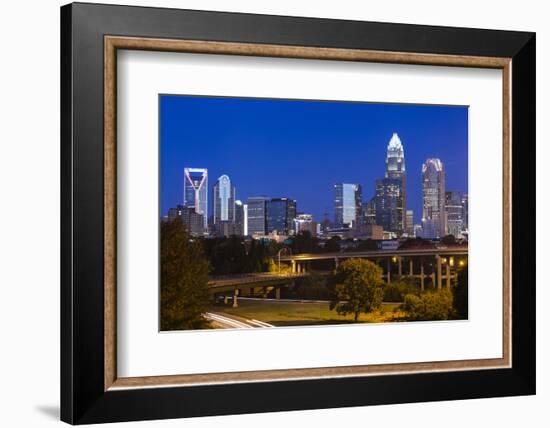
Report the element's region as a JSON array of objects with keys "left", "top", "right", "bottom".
[
  {"left": 334, "top": 183, "right": 362, "bottom": 228},
  {"left": 374, "top": 178, "right": 403, "bottom": 234},
  {"left": 247, "top": 196, "right": 269, "bottom": 236},
  {"left": 213, "top": 174, "right": 236, "bottom": 224},
  {"left": 266, "top": 198, "right": 297, "bottom": 235},
  {"left": 385, "top": 132, "right": 406, "bottom": 234},
  {"left": 235, "top": 200, "right": 248, "bottom": 236},
  {"left": 421, "top": 158, "right": 446, "bottom": 239},
  {"left": 183, "top": 167, "right": 208, "bottom": 229},
  {"left": 294, "top": 213, "right": 317, "bottom": 236},
  {"left": 445, "top": 191, "right": 465, "bottom": 238}
]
